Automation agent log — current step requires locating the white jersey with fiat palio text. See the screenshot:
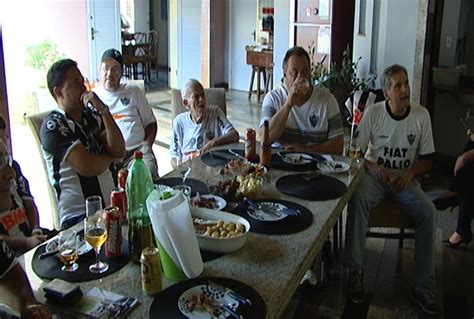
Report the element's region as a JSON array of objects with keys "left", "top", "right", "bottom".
[{"left": 356, "top": 101, "right": 435, "bottom": 170}]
